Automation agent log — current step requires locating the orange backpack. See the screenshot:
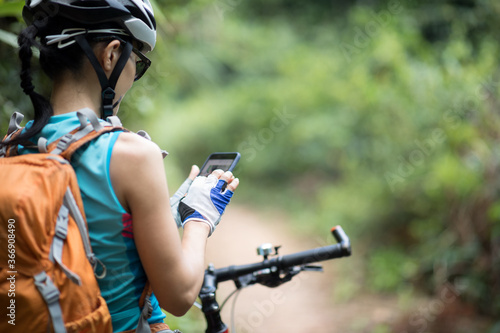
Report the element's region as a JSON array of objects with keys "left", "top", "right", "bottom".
[{"left": 0, "top": 109, "right": 123, "bottom": 332}]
